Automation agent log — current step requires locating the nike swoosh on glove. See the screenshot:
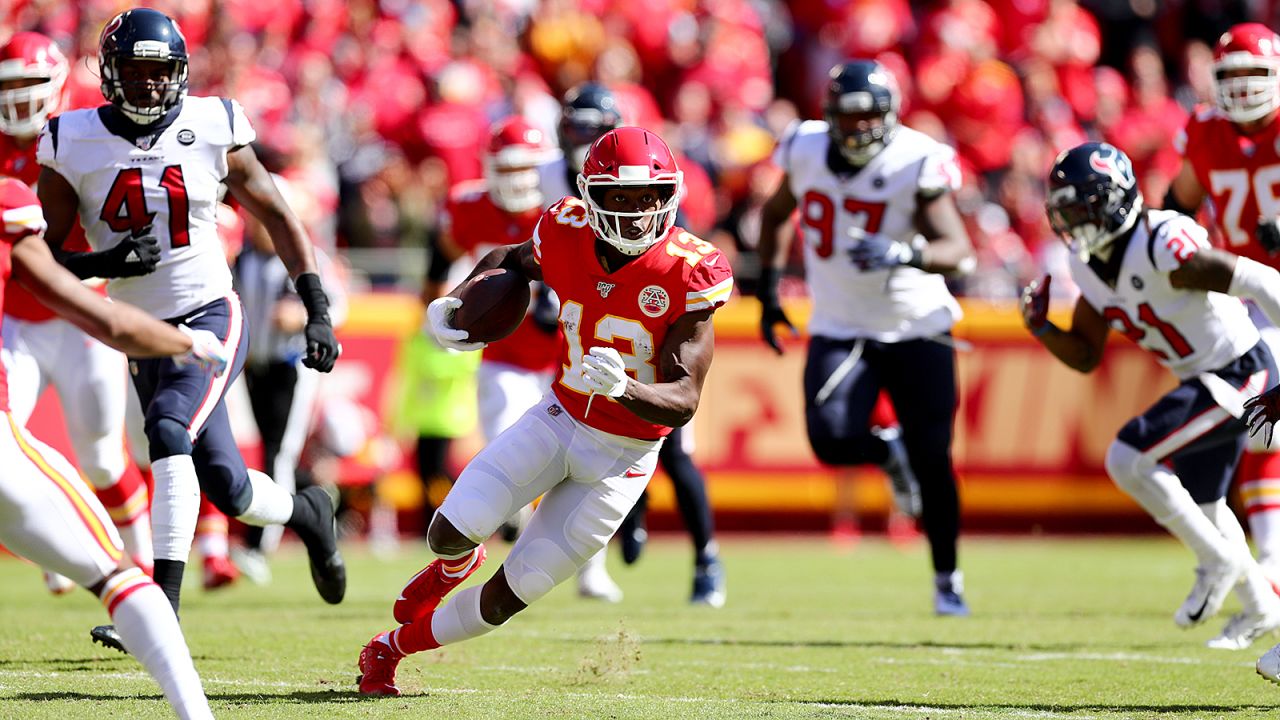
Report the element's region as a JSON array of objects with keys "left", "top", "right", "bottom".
[
  {"left": 426, "top": 296, "right": 486, "bottom": 352},
  {"left": 174, "top": 324, "right": 229, "bottom": 376},
  {"left": 582, "top": 346, "right": 628, "bottom": 398}
]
